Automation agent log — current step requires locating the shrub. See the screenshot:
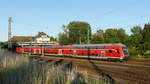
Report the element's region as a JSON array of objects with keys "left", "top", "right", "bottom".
[
  {"left": 144, "top": 54, "right": 150, "bottom": 58},
  {"left": 129, "top": 49, "right": 139, "bottom": 58}
]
